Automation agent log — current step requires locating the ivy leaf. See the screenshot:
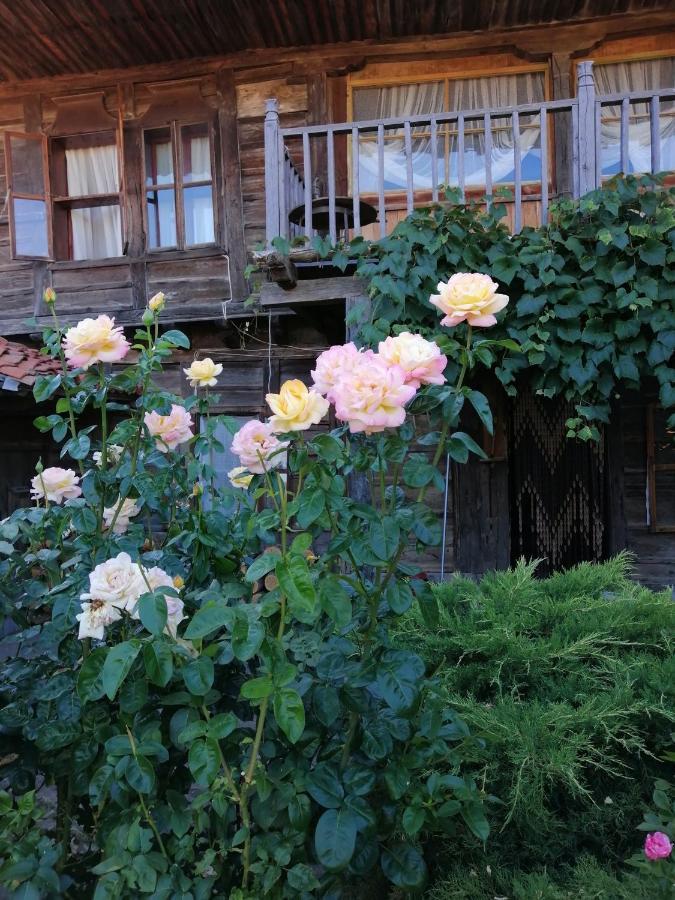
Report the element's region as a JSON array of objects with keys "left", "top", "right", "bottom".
[
  {"left": 102, "top": 640, "right": 141, "bottom": 701},
  {"left": 314, "top": 807, "right": 358, "bottom": 870},
  {"left": 273, "top": 688, "right": 305, "bottom": 743},
  {"left": 639, "top": 238, "right": 666, "bottom": 267},
  {"left": 276, "top": 556, "right": 319, "bottom": 624}
]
